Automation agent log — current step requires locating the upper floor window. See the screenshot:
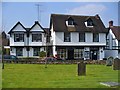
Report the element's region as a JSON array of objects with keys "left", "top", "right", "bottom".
[
  {"left": 66, "top": 17, "right": 74, "bottom": 26},
  {"left": 64, "top": 32, "right": 71, "bottom": 42},
  {"left": 32, "top": 34, "right": 42, "bottom": 42},
  {"left": 79, "top": 33, "right": 85, "bottom": 42},
  {"left": 93, "top": 33, "right": 99, "bottom": 42},
  {"left": 14, "top": 34, "right": 24, "bottom": 42},
  {"left": 85, "top": 18, "right": 94, "bottom": 27},
  {"left": 68, "top": 20, "right": 74, "bottom": 25},
  {"left": 118, "top": 40, "right": 120, "bottom": 49}
]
